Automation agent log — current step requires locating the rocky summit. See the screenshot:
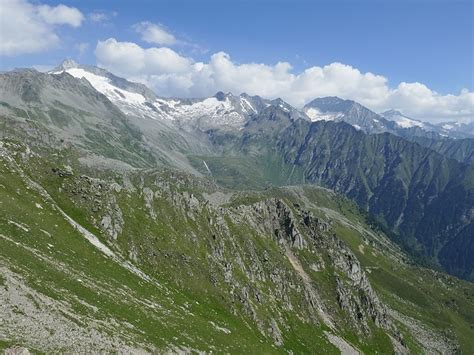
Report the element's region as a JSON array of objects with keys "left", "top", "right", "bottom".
[{"left": 0, "top": 61, "right": 473, "bottom": 353}]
